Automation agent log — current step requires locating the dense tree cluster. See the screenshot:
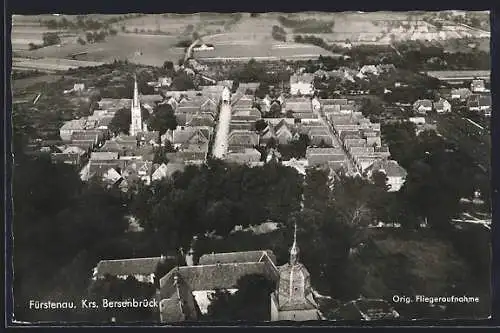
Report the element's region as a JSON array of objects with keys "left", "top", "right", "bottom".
[
  {"left": 108, "top": 107, "right": 150, "bottom": 135},
  {"left": 13, "top": 149, "right": 130, "bottom": 321},
  {"left": 42, "top": 32, "right": 61, "bottom": 46},
  {"left": 85, "top": 30, "right": 108, "bottom": 43},
  {"left": 130, "top": 161, "right": 303, "bottom": 251},
  {"left": 288, "top": 169, "right": 393, "bottom": 299},
  {"left": 205, "top": 274, "right": 275, "bottom": 321},
  {"left": 271, "top": 25, "right": 287, "bottom": 42},
  {"left": 147, "top": 103, "right": 177, "bottom": 138},
  {"left": 382, "top": 124, "right": 486, "bottom": 229},
  {"left": 278, "top": 16, "right": 334, "bottom": 33}
]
